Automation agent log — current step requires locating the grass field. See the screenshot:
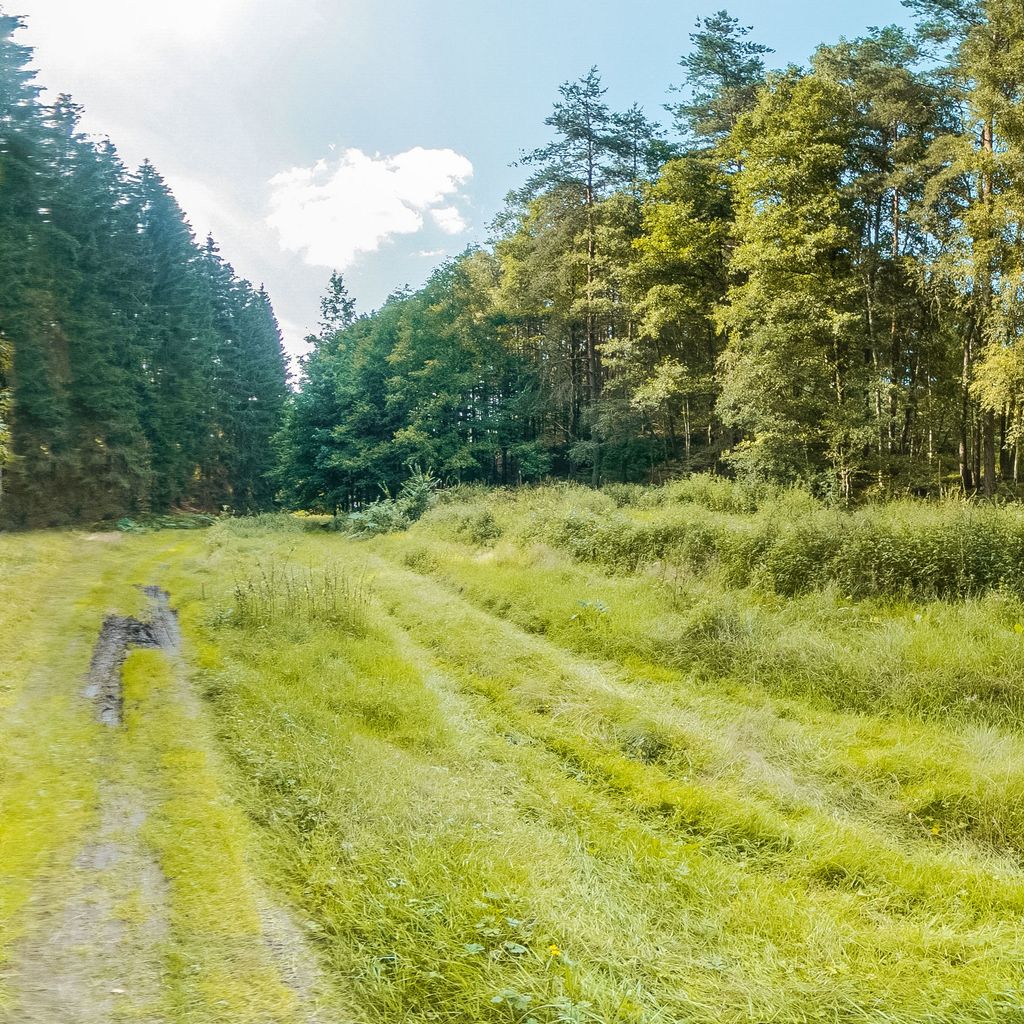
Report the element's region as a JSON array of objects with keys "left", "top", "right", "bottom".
[{"left": 2, "top": 484, "right": 1024, "bottom": 1022}]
